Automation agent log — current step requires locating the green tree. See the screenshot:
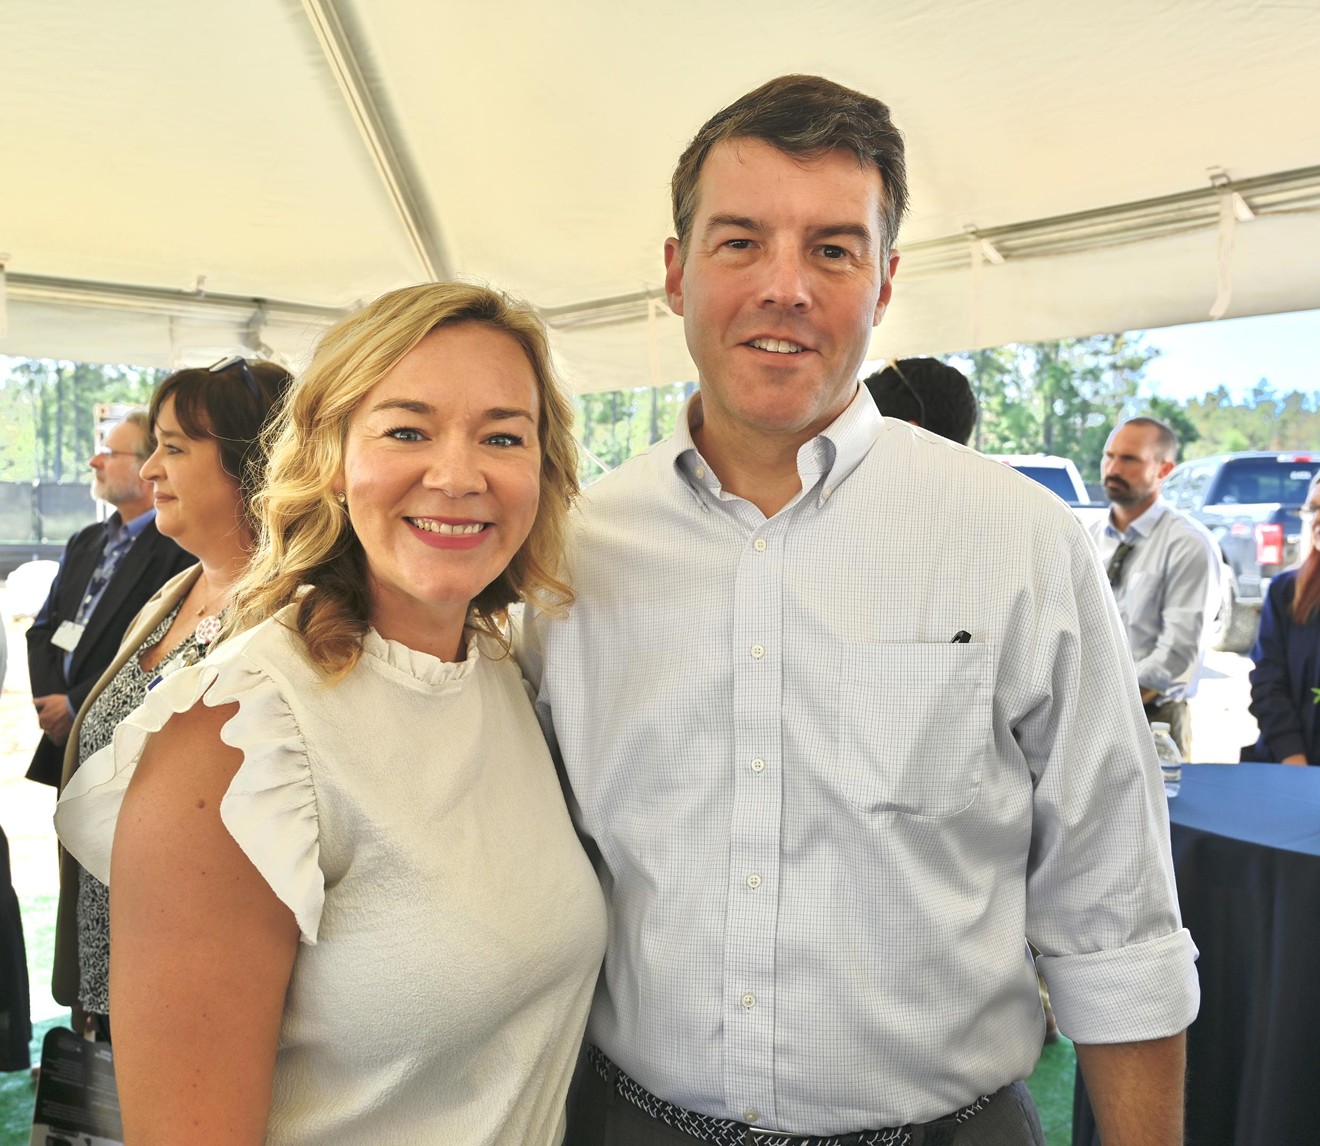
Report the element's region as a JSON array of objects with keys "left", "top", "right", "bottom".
[
  {"left": 950, "top": 333, "right": 1158, "bottom": 480},
  {"left": 1, "top": 357, "right": 164, "bottom": 482},
  {"left": 573, "top": 381, "right": 692, "bottom": 482},
  {"left": 1182, "top": 381, "right": 1320, "bottom": 458},
  {"left": 1145, "top": 396, "right": 1201, "bottom": 458}
]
